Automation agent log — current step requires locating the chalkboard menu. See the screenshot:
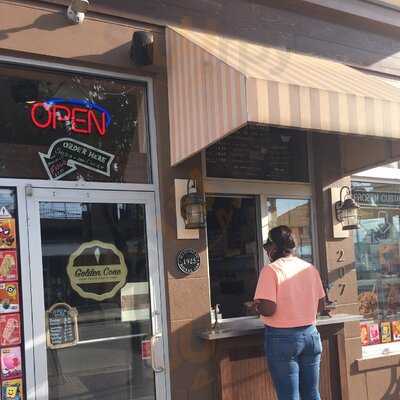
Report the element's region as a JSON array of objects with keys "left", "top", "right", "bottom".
[
  {"left": 46, "top": 303, "right": 79, "bottom": 350},
  {"left": 206, "top": 125, "right": 309, "bottom": 182}
]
